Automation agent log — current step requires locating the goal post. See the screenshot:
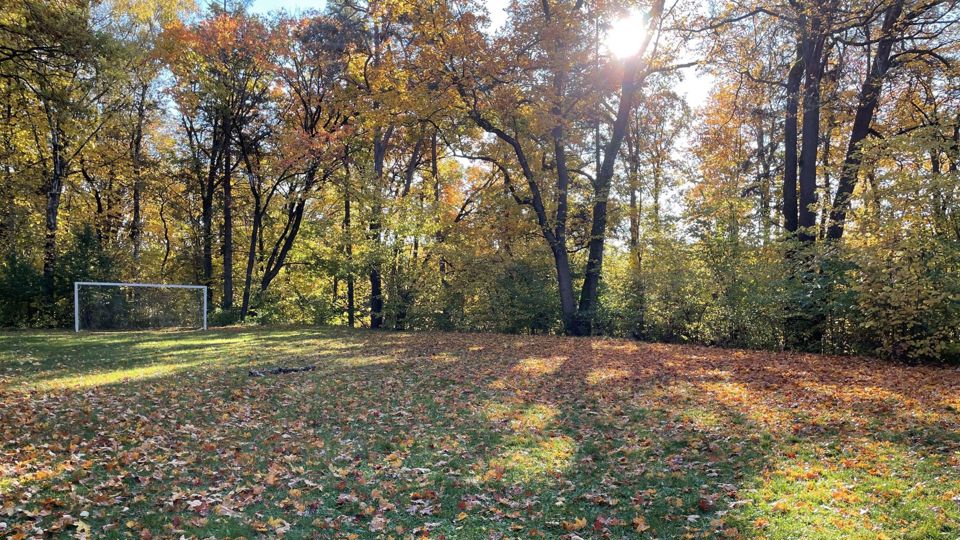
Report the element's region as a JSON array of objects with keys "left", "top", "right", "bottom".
[{"left": 74, "top": 281, "right": 208, "bottom": 332}]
